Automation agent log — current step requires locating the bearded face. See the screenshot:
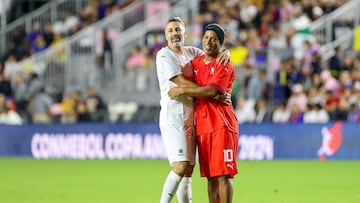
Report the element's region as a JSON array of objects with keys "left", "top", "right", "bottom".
[{"left": 165, "top": 21, "right": 185, "bottom": 48}]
